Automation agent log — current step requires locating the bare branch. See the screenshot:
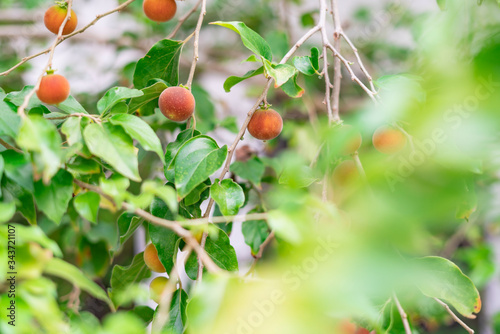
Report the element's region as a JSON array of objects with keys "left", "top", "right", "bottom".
[
  {"left": 433, "top": 298, "right": 475, "bottom": 334},
  {"left": 0, "top": 138, "right": 23, "bottom": 153},
  {"left": 73, "top": 179, "right": 222, "bottom": 274},
  {"left": 393, "top": 293, "right": 412, "bottom": 334},
  {"left": 0, "top": 0, "right": 137, "bottom": 78},
  {"left": 167, "top": 0, "right": 203, "bottom": 40},
  {"left": 186, "top": 0, "right": 207, "bottom": 89}
]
